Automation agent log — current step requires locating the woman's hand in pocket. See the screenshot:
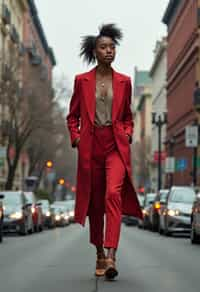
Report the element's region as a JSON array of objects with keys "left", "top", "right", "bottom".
[{"left": 74, "top": 137, "right": 80, "bottom": 148}]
